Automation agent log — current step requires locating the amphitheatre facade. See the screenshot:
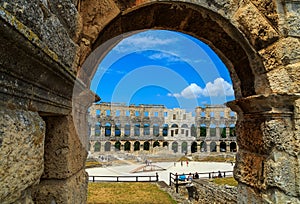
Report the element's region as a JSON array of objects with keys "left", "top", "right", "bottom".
[
  {"left": 0, "top": 0, "right": 299, "bottom": 203},
  {"left": 88, "top": 103, "right": 238, "bottom": 155}
]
